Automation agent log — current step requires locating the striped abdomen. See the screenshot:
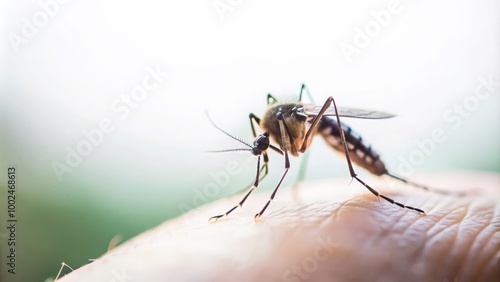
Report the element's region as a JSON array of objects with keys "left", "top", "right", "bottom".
[{"left": 317, "top": 117, "right": 388, "bottom": 176}]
